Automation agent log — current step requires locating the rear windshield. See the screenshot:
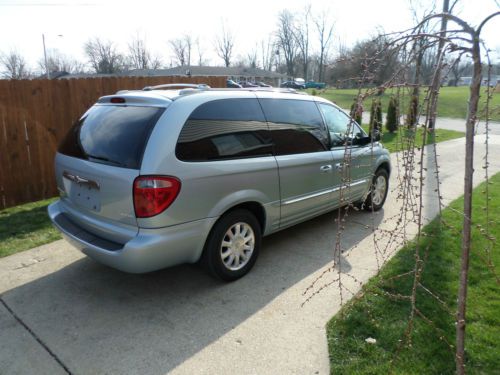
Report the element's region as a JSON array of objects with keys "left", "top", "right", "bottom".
[{"left": 58, "top": 105, "right": 164, "bottom": 169}]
